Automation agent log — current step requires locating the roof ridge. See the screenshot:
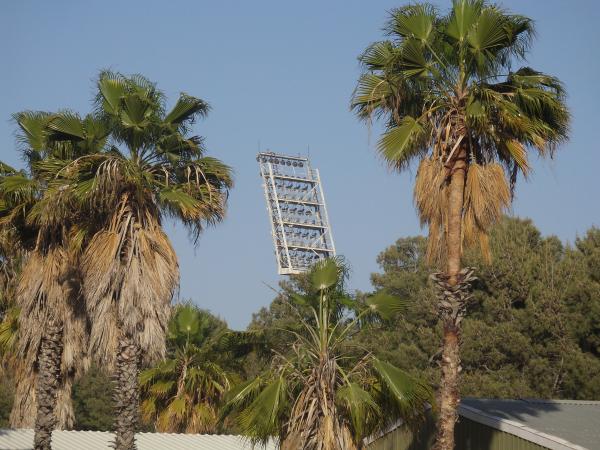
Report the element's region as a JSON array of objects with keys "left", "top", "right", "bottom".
[
  {"left": 7, "top": 429, "right": 262, "bottom": 437},
  {"left": 135, "top": 432, "right": 251, "bottom": 437},
  {"left": 521, "top": 398, "right": 600, "bottom": 405},
  {"left": 463, "top": 397, "right": 600, "bottom": 406}
]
